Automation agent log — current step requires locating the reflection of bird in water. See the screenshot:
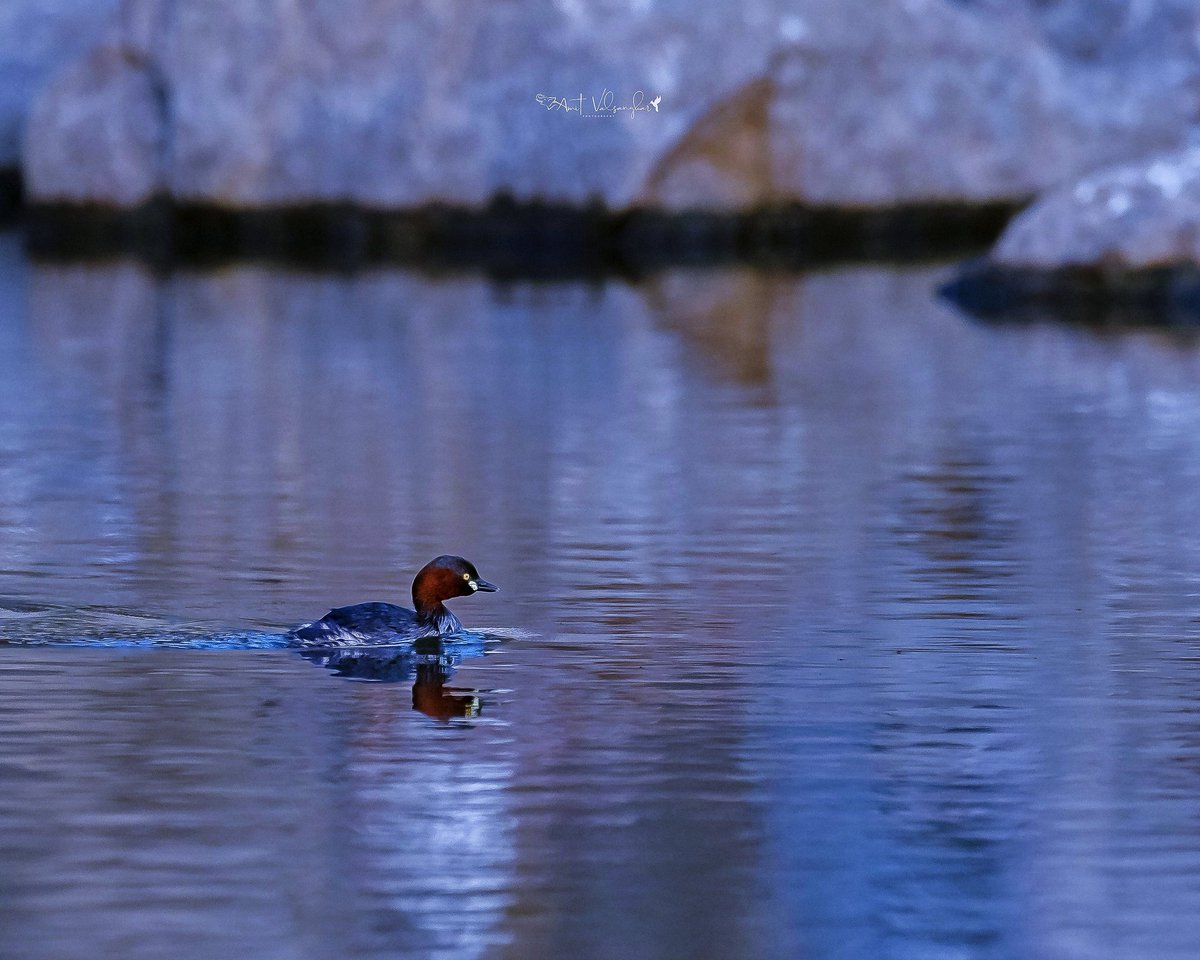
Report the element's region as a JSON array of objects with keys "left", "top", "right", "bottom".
[
  {"left": 412, "top": 662, "right": 480, "bottom": 720},
  {"left": 297, "top": 635, "right": 486, "bottom": 720}
]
